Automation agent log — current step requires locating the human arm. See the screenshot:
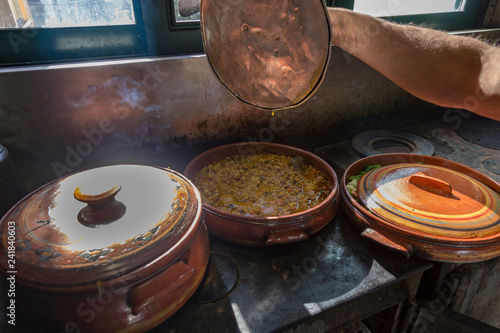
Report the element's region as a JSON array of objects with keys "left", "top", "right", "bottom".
[{"left": 327, "top": 8, "right": 500, "bottom": 121}]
